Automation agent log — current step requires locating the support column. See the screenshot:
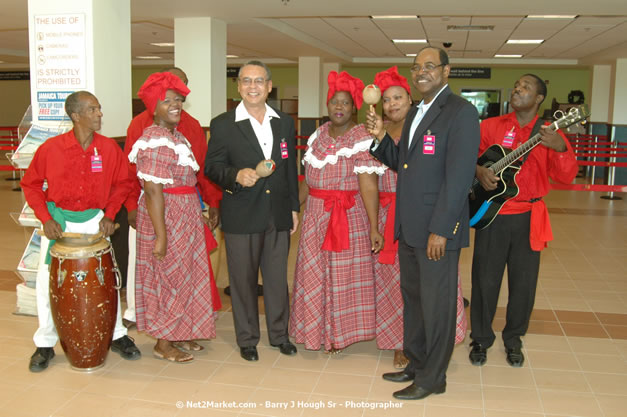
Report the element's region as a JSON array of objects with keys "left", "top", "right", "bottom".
[
  {"left": 27, "top": 0, "right": 131, "bottom": 137},
  {"left": 174, "top": 17, "right": 227, "bottom": 125},
  {"left": 321, "top": 62, "right": 341, "bottom": 116},
  {"left": 589, "top": 65, "right": 611, "bottom": 124},
  {"left": 298, "top": 57, "right": 322, "bottom": 118},
  {"left": 609, "top": 59, "right": 627, "bottom": 125}
]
